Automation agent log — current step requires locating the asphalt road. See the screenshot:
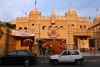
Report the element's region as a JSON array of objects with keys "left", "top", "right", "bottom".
[{"left": 0, "top": 56, "right": 100, "bottom": 67}]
